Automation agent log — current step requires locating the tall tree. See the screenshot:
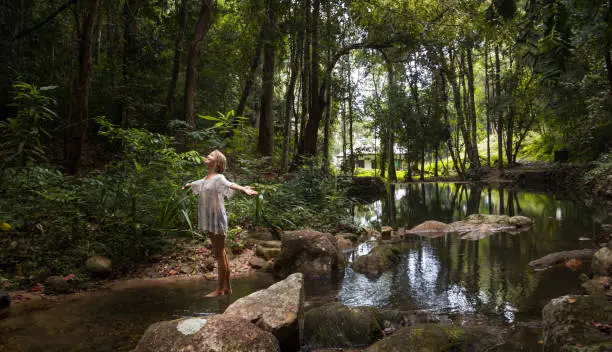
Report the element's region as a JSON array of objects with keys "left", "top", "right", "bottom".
[
  {"left": 160, "top": 0, "right": 187, "bottom": 123},
  {"left": 257, "top": 0, "right": 277, "bottom": 155},
  {"left": 64, "top": 0, "right": 101, "bottom": 174},
  {"left": 184, "top": 0, "right": 215, "bottom": 130}
]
